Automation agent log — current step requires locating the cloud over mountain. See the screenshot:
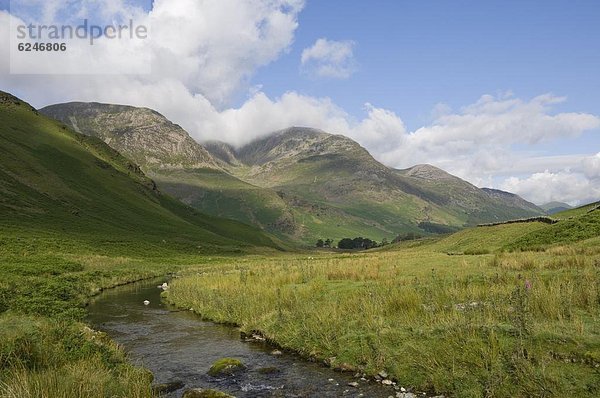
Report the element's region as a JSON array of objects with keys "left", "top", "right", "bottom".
[{"left": 1, "top": 0, "right": 598, "bottom": 205}]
